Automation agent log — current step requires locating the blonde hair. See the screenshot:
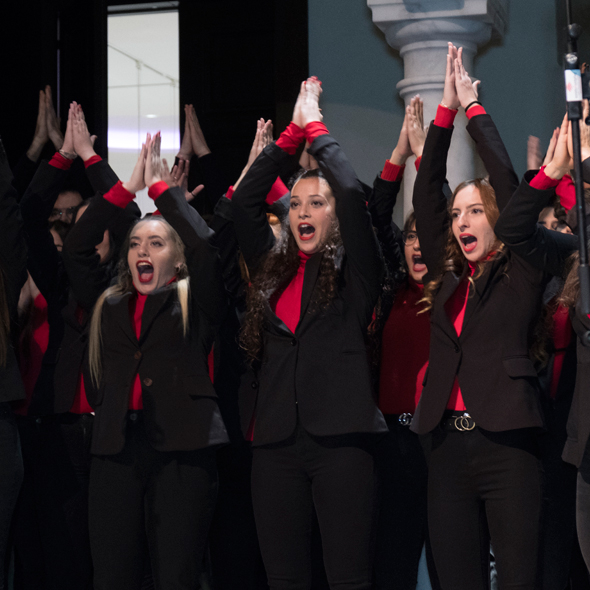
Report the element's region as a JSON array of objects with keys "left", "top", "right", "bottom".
[
  {"left": 89, "top": 217, "right": 190, "bottom": 386},
  {"left": 420, "top": 178, "right": 505, "bottom": 313}
]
